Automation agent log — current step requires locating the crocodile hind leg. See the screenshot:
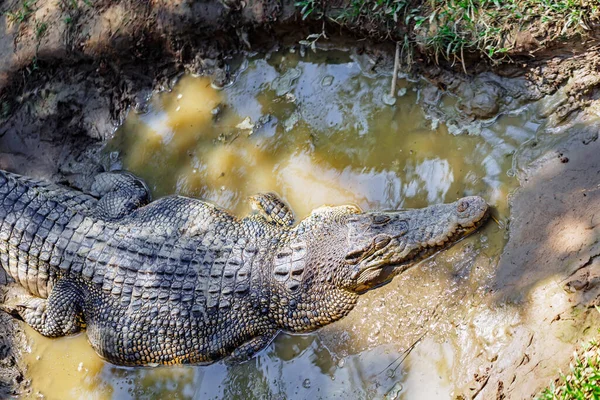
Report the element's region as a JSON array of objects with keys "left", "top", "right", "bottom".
[
  {"left": 0, "top": 280, "right": 85, "bottom": 337},
  {"left": 91, "top": 171, "right": 151, "bottom": 220}
]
